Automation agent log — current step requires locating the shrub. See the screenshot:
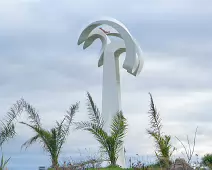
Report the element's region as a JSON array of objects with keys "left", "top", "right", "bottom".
[{"left": 202, "top": 153, "right": 212, "bottom": 168}]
